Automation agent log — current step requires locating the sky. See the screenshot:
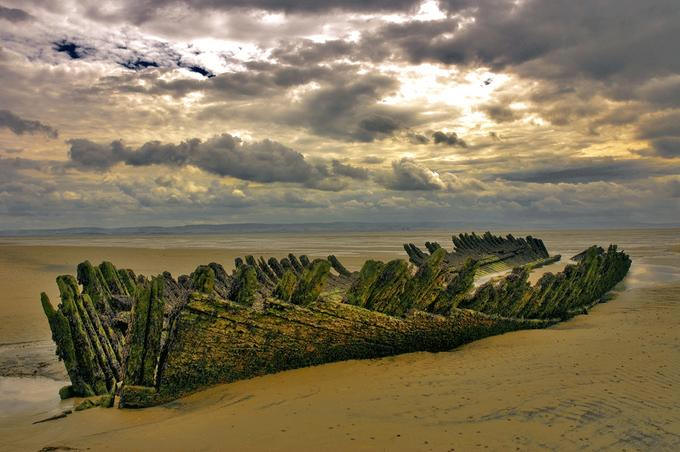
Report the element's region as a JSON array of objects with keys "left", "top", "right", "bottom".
[{"left": 0, "top": 0, "right": 678, "bottom": 229}]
